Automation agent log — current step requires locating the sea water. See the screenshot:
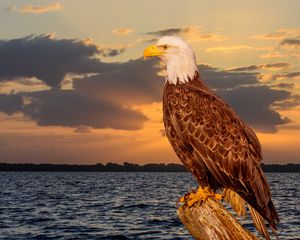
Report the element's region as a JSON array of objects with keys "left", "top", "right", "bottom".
[{"left": 0, "top": 172, "right": 299, "bottom": 239}]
